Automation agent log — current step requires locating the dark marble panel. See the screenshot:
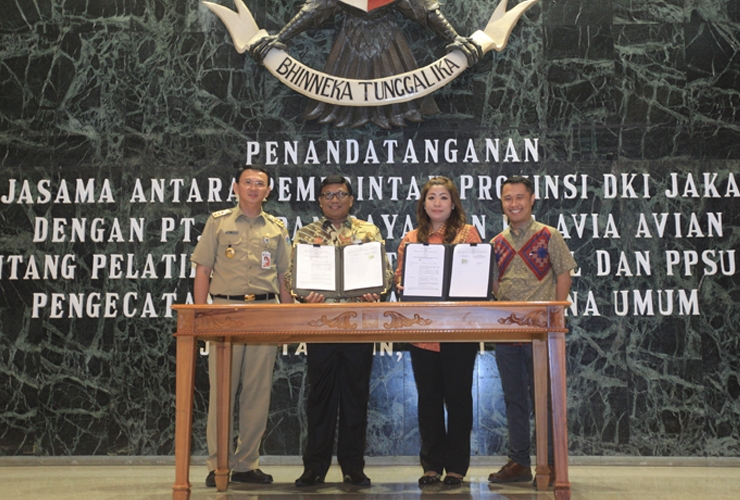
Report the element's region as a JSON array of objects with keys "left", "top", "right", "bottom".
[
  {"left": 685, "top": 19, "right": 740, "bottom": 160},
  {"left": 628, "top": 318, "right": 706, "bottom": 455},
  {"left": 366, "top": 352, "right": 408, "bottom": 456},
  {"left": 544, "top": 0, "right": 614, "bottom": 26},
  {"left": 476, "top": 352, "right": 509, "bottom": 456},
  {"left": 0, "top": 307, "right": 39, "bottom": 456},
  {"left": 612, "top": 24, "right": 690, "bottom": 159},
  {"left": 544, "top": 127, "right": 619, "bottom": 163},
  {"left": 546, "top": 59, "right": 619, "bottom": 121},
  {"left": 689, "top": 0, "right": 740, "bottom": 24},
  {"left": 613, "top": 0, "right": 685, "bottom": 24},
  {"left": 614, "top": 23, "right": 688, "bottom": 123},
  {"left": 699, "top": 171, "right": 740, "bottom": 456},
  {"left": 701, "top": 295, "right": 740, "bottom": 456},
  {"left": 263, "top": 350, "right": 307, "bottom": 455},
  {"left": 468, "top": 25, "right": 545, "bottom": 132},
  {"left": 698, "top": 15, "right": 737, "bottom": 93},
  {"left": 543, "top": 59, "right": 620, "bottom": 162},
  {"left": 35, "top": 317, "right": 114, "bottom": 455},
  {"left": 682, "top": 127, "right": 740, "bottom": 160},
  {"left": 0, "top": 0, "right": 53, "bottom": 33},
  {"left": 545, "top": 24, "right": 615, "bottom": 61},
  {"left": 400, "top": 353, "right": 421, "bottom": 456},
  {"left": 566, "top": 314, "right": 631, "bottom": 455}
]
